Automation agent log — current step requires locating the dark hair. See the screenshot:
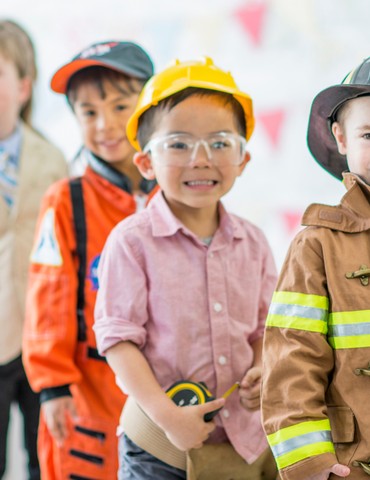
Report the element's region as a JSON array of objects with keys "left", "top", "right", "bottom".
[
  {"left": 137, "top": 87, "right": 247, "bottom": 149},
  {"left": 0, "top": 19, "right": 37, "bottom": 125},
  {"left": 66, "top": 66, "right": 146, "bottom": 108}
]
